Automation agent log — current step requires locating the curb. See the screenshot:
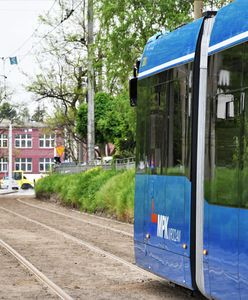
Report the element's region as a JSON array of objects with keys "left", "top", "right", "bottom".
[{"left": 0, "top": 190, "right": 18, "bottom": 195}]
